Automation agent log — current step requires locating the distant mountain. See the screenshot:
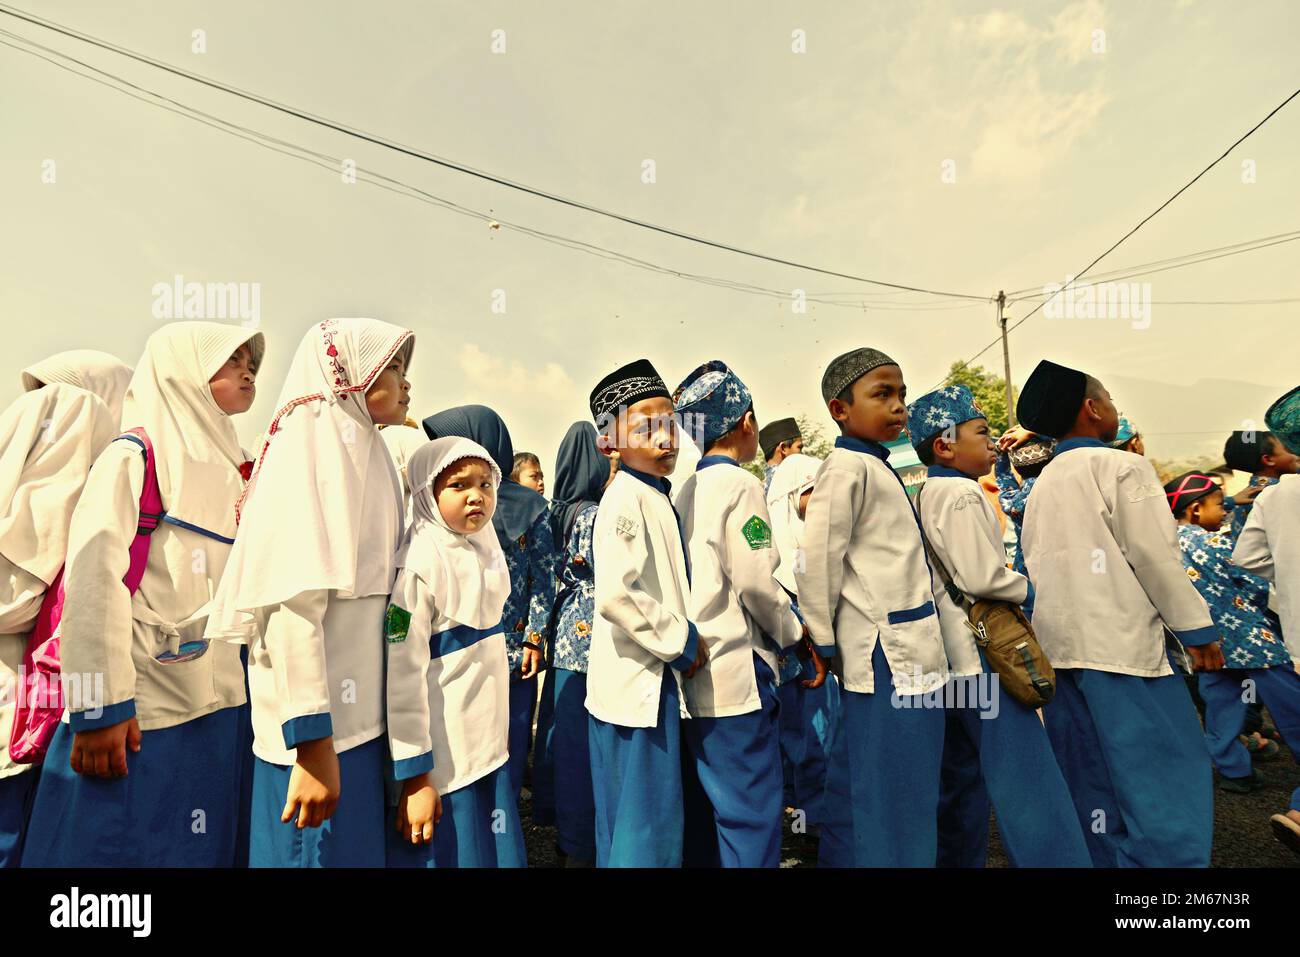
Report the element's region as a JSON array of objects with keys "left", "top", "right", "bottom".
[{"left": 1104, "top": 372, "right": 1289, "bottom": 463}]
